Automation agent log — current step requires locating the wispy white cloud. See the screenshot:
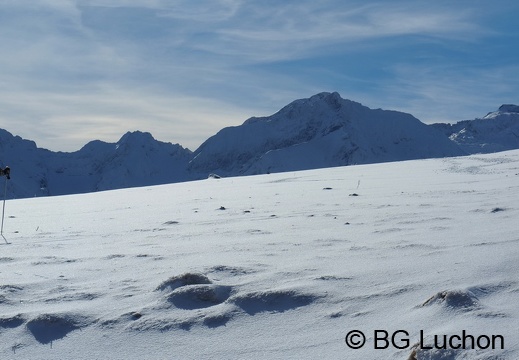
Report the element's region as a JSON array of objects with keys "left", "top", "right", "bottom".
[
  {"left": 149, "top": 1, "right": 485, "bottom": 63},
  {"left": 73, "top": 1, "right": 487, "bottom": 65},
  {"left": 0, "top": 0, "right": 517, "bottom": 152}
]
